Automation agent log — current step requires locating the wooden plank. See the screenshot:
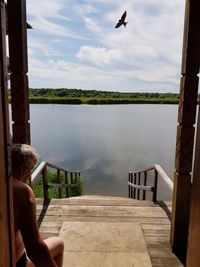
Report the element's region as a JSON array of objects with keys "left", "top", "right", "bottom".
[
  {"left": 48, "top": 183, "right": 78, "bottom": 189},
  {"left": 170, "top": 0, "right": 200, "bottom": 263},
  {"left": 178, "top": 76, "right": 199, "bottom": 126},
  {"left": 7, "top": 0, "right": 30, "bottom": 144},
  {"left": 38, "top": 221, "right": 61, "bottom": 227},
  {"left": 142, "top": 224, "right": 170, "bottom": 231},
  {"left": 36, "top": 205, "right": 167, "bottom": 218},
  {"left": 46, "top": 162, "right": 80, "bottom": 174},
  {"left": 145, "top": 235, "right": 171, "bottom": 244},
  {"left": 175, "top": 126, "right": 195, "bottom": 173},
  {"left": 35, "top": 197, "right": 156, "bottom": 206},
  {"left": 31, "top": 161, "right": 46, "bottom": 183},
  {"left": 186, "top": 105, "right": 200, "bottom": 266},
  {"left": 147, "top": 247, "right": 176, "bottom": 257},
  {"left": 142, "top": 227, "right": 170, "bottom": 237},
  {"left": 37, "top": 215, "right": 170, "bottom": 224},
  {"left": 128, "top": 182, "right": 153, "bottom": 192},
  {"left": 170, "top": 172, "right": 191, "bottom": 261},
  {"left": 35, "top": 196, "right": 183, "bottom": 266},
  {"left": 154, "top": 165, "right": 173, "bottom": 191},
  {"left": 181, "top": 0, "right": 200, "bottom": 74},
  {"left": 0, "top": 1, "right": 15, "bottom": 266},
  {"left": 151, "top": 257, "right": 183, "bottom": 267},
  {"left": 38, "top": 227, "right": 60, "bottom": 235}
]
